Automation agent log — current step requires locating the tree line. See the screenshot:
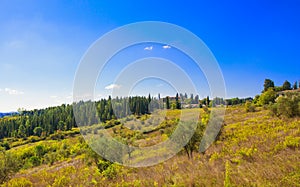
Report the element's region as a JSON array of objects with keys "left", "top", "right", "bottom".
[
  {"left": 0, "top": 104, "right": 75, "bottom": 139},
  {"left": 263, "top": 79, "right": 299, "bottom": 92},
  {"left": 0, "top": 95, "right": 168, "bottom": 139},
  {"left": 0, "top": 93, "right": 254, "bottom": 140}
]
